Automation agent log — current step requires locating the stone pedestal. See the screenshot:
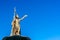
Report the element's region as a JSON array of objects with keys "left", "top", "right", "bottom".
[{"left": 2, "top": 35, "right": 31, "bottom": 40}]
